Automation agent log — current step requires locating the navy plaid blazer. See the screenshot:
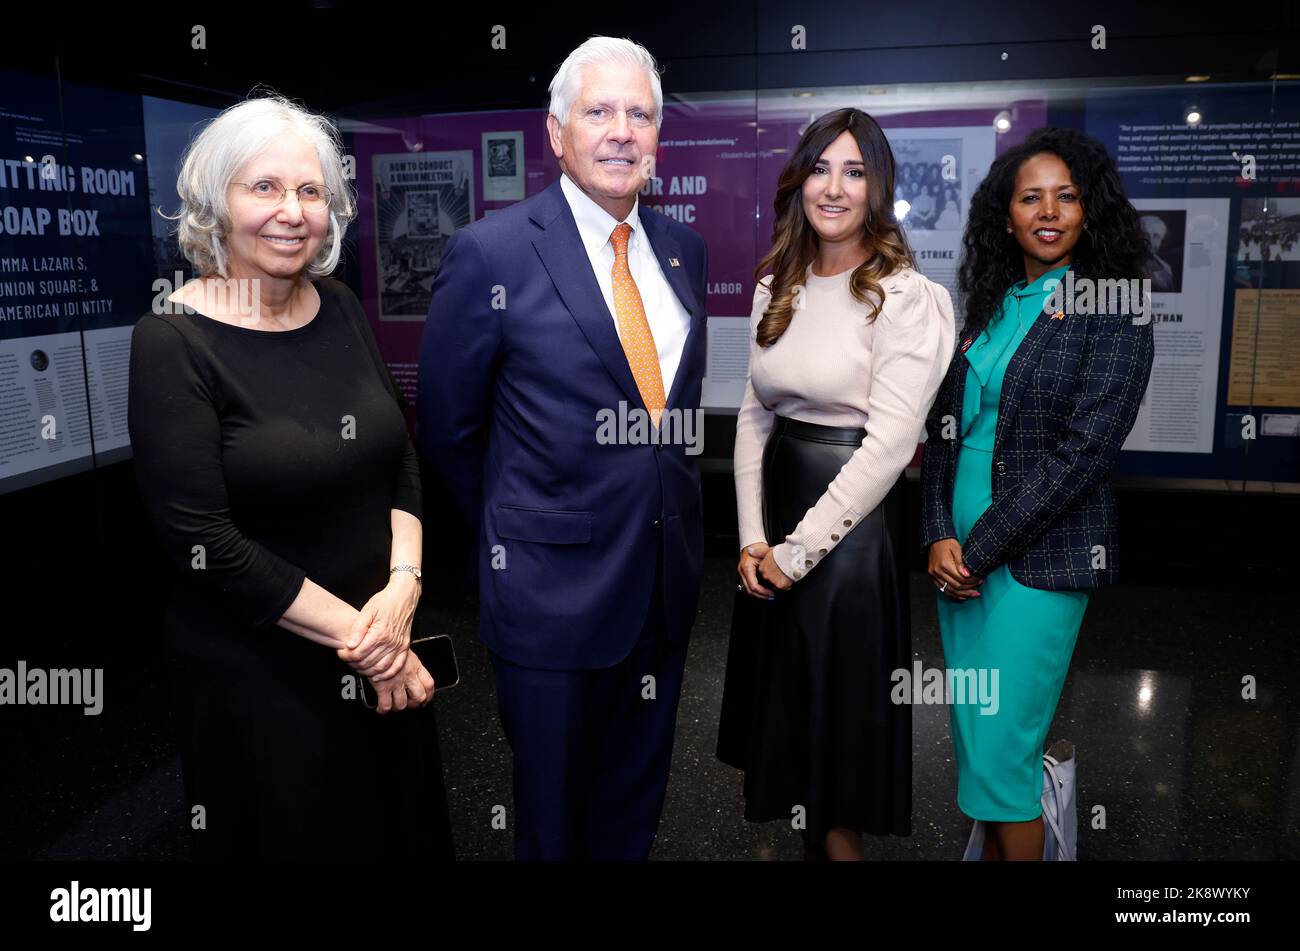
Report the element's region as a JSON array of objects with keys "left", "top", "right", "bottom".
[{"left": 919, "top": 290, "right": 1155, "bottom": 589}]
